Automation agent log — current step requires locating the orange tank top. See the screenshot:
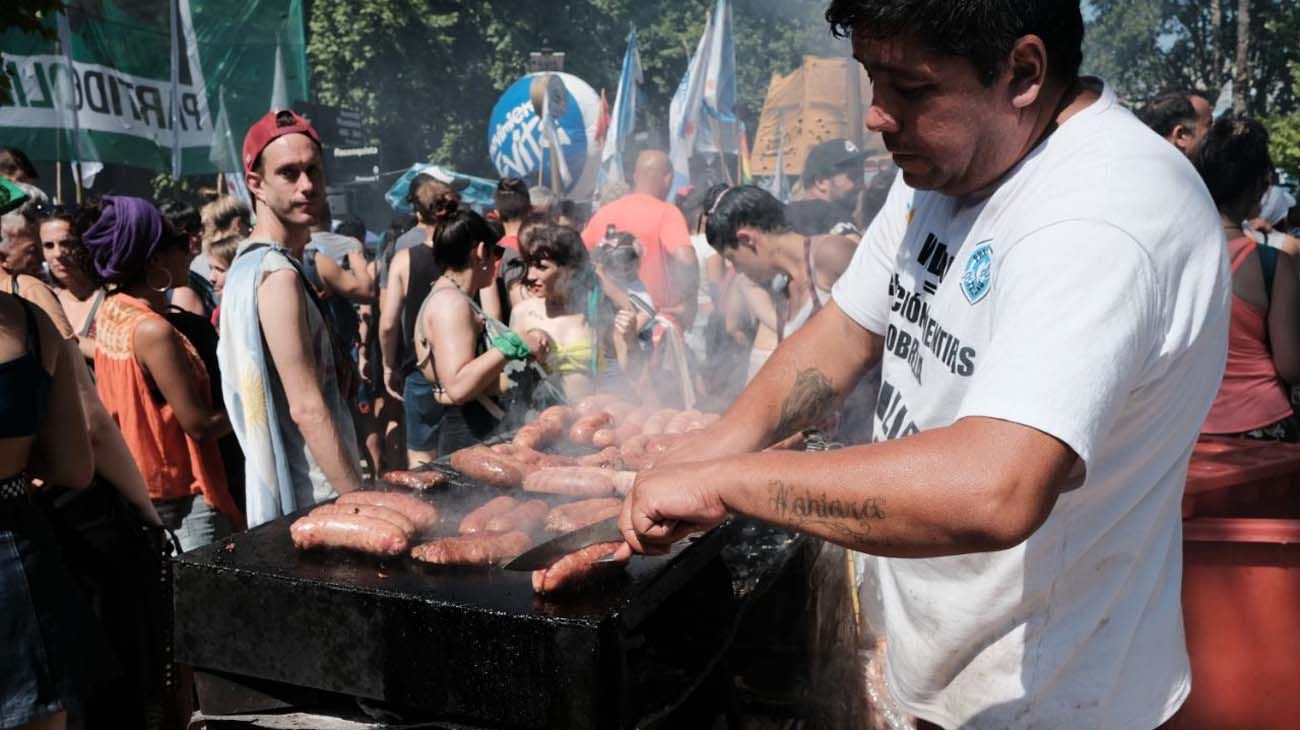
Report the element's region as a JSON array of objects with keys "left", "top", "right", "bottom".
[
  {"left": 94, "top": 293, "right": 242, "bottom": 524},
  {"left": 1202, "top": 238, "right": 1294, "bottom": 434}
]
